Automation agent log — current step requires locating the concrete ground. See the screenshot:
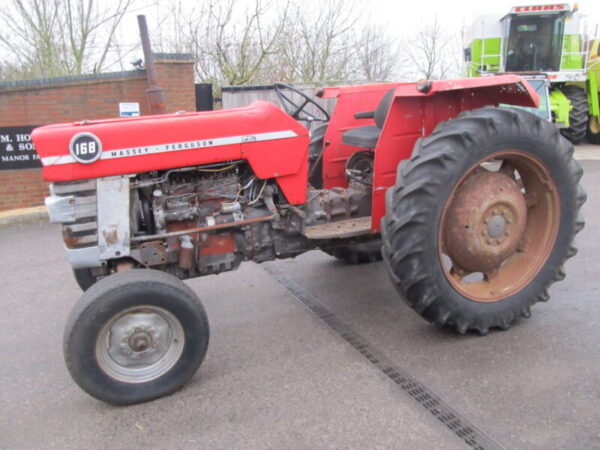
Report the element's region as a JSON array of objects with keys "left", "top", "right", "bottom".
[{"left": 1, "top": 157, "right": 599, "bottom": 449}]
